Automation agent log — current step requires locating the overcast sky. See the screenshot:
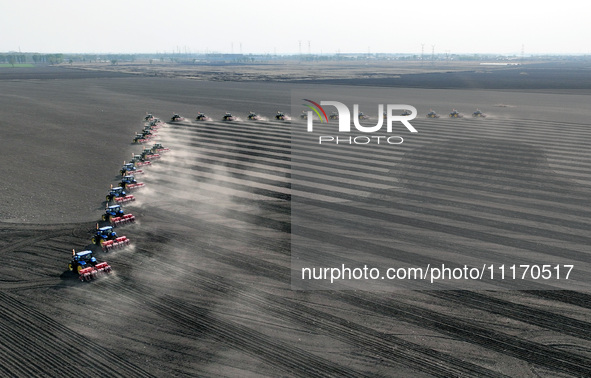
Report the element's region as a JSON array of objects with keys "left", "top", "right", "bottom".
[{"left": 1, "top": 0, "right": 589, "bottom": 55}]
